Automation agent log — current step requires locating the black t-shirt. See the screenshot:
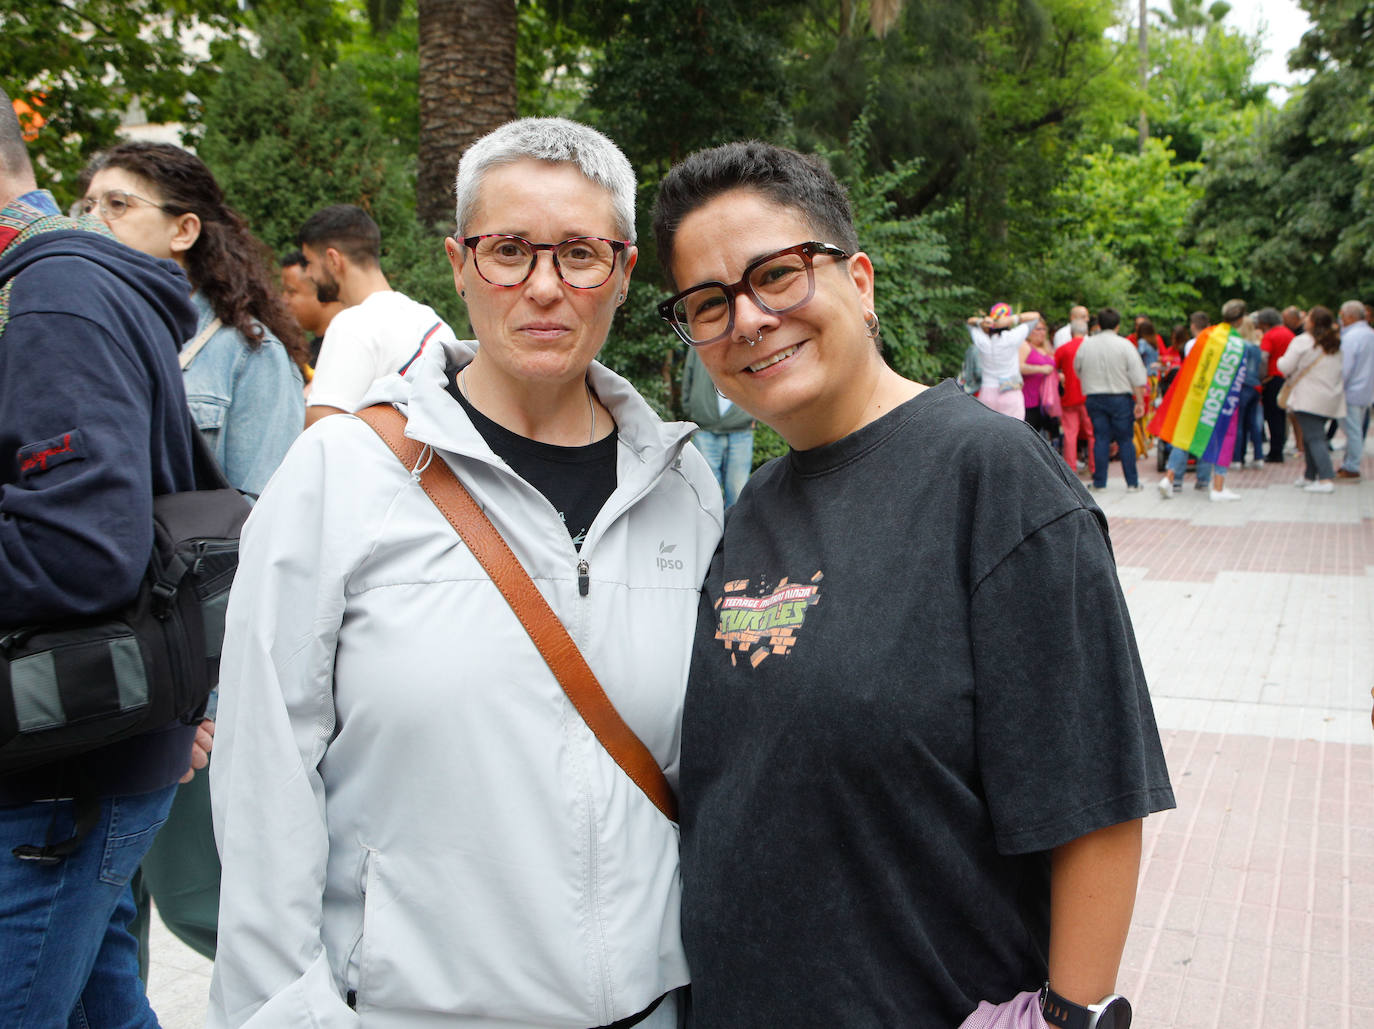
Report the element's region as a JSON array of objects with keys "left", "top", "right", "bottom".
[
  {"left": 448, "top": 379, "right": 616, "bottom": 549},
  {"left": 679, "top": 380, "right": 1175, "bottom": 1028}
]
